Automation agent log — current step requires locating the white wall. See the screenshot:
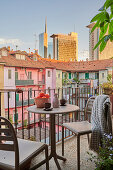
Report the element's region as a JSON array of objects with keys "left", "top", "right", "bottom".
[
  {"left": 79, "top": 73, "right": 85, "bottom": 80},
  {"left": 99, "top": 70, "right": 108, "bottom": 85},
  {"left": 4, "top": 67, "right": 16, "bottom": 109}
]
